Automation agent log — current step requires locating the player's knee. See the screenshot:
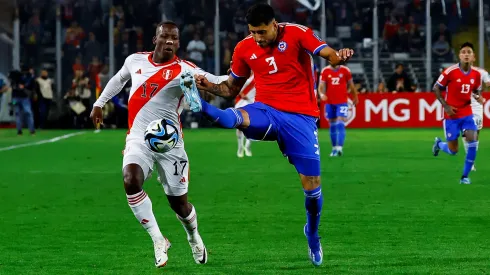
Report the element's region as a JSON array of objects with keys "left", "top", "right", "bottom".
[
  {"left": 300, "top": 175, "right": 321, "bottom": 191},
  {"left": 123, "top": 167, "right": 144, "bottom": 192}
]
